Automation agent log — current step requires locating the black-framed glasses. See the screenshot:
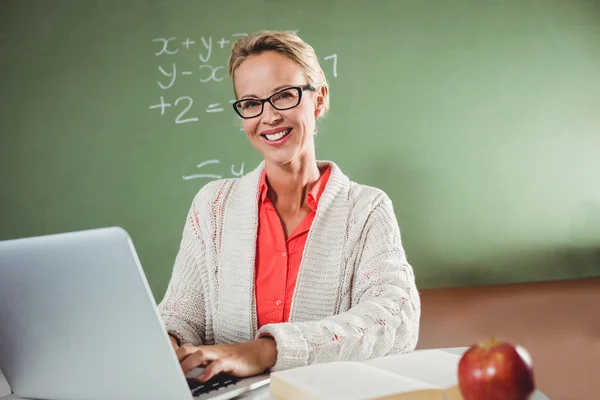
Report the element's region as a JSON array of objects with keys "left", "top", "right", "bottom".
[{"left": 232, "top": 84, "right": 316, "bottom": 119}]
